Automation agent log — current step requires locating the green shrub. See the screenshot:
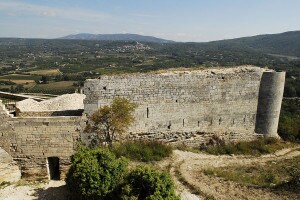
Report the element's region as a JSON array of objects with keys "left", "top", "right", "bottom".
[
  {"left": 66, "top": 147, "right": 128, "bottom": 200},
  {"left": 121, "top": 166, "right": 179, "bottom": 200},
  {"left": 111, "top": 141, "right": 172, "bottom": 162},
  {"left": 278, "top": 100, "right": 300, "bottom": 142},
  {"left": 0, "top": 181, "right": 11, "bottom": 189}
]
